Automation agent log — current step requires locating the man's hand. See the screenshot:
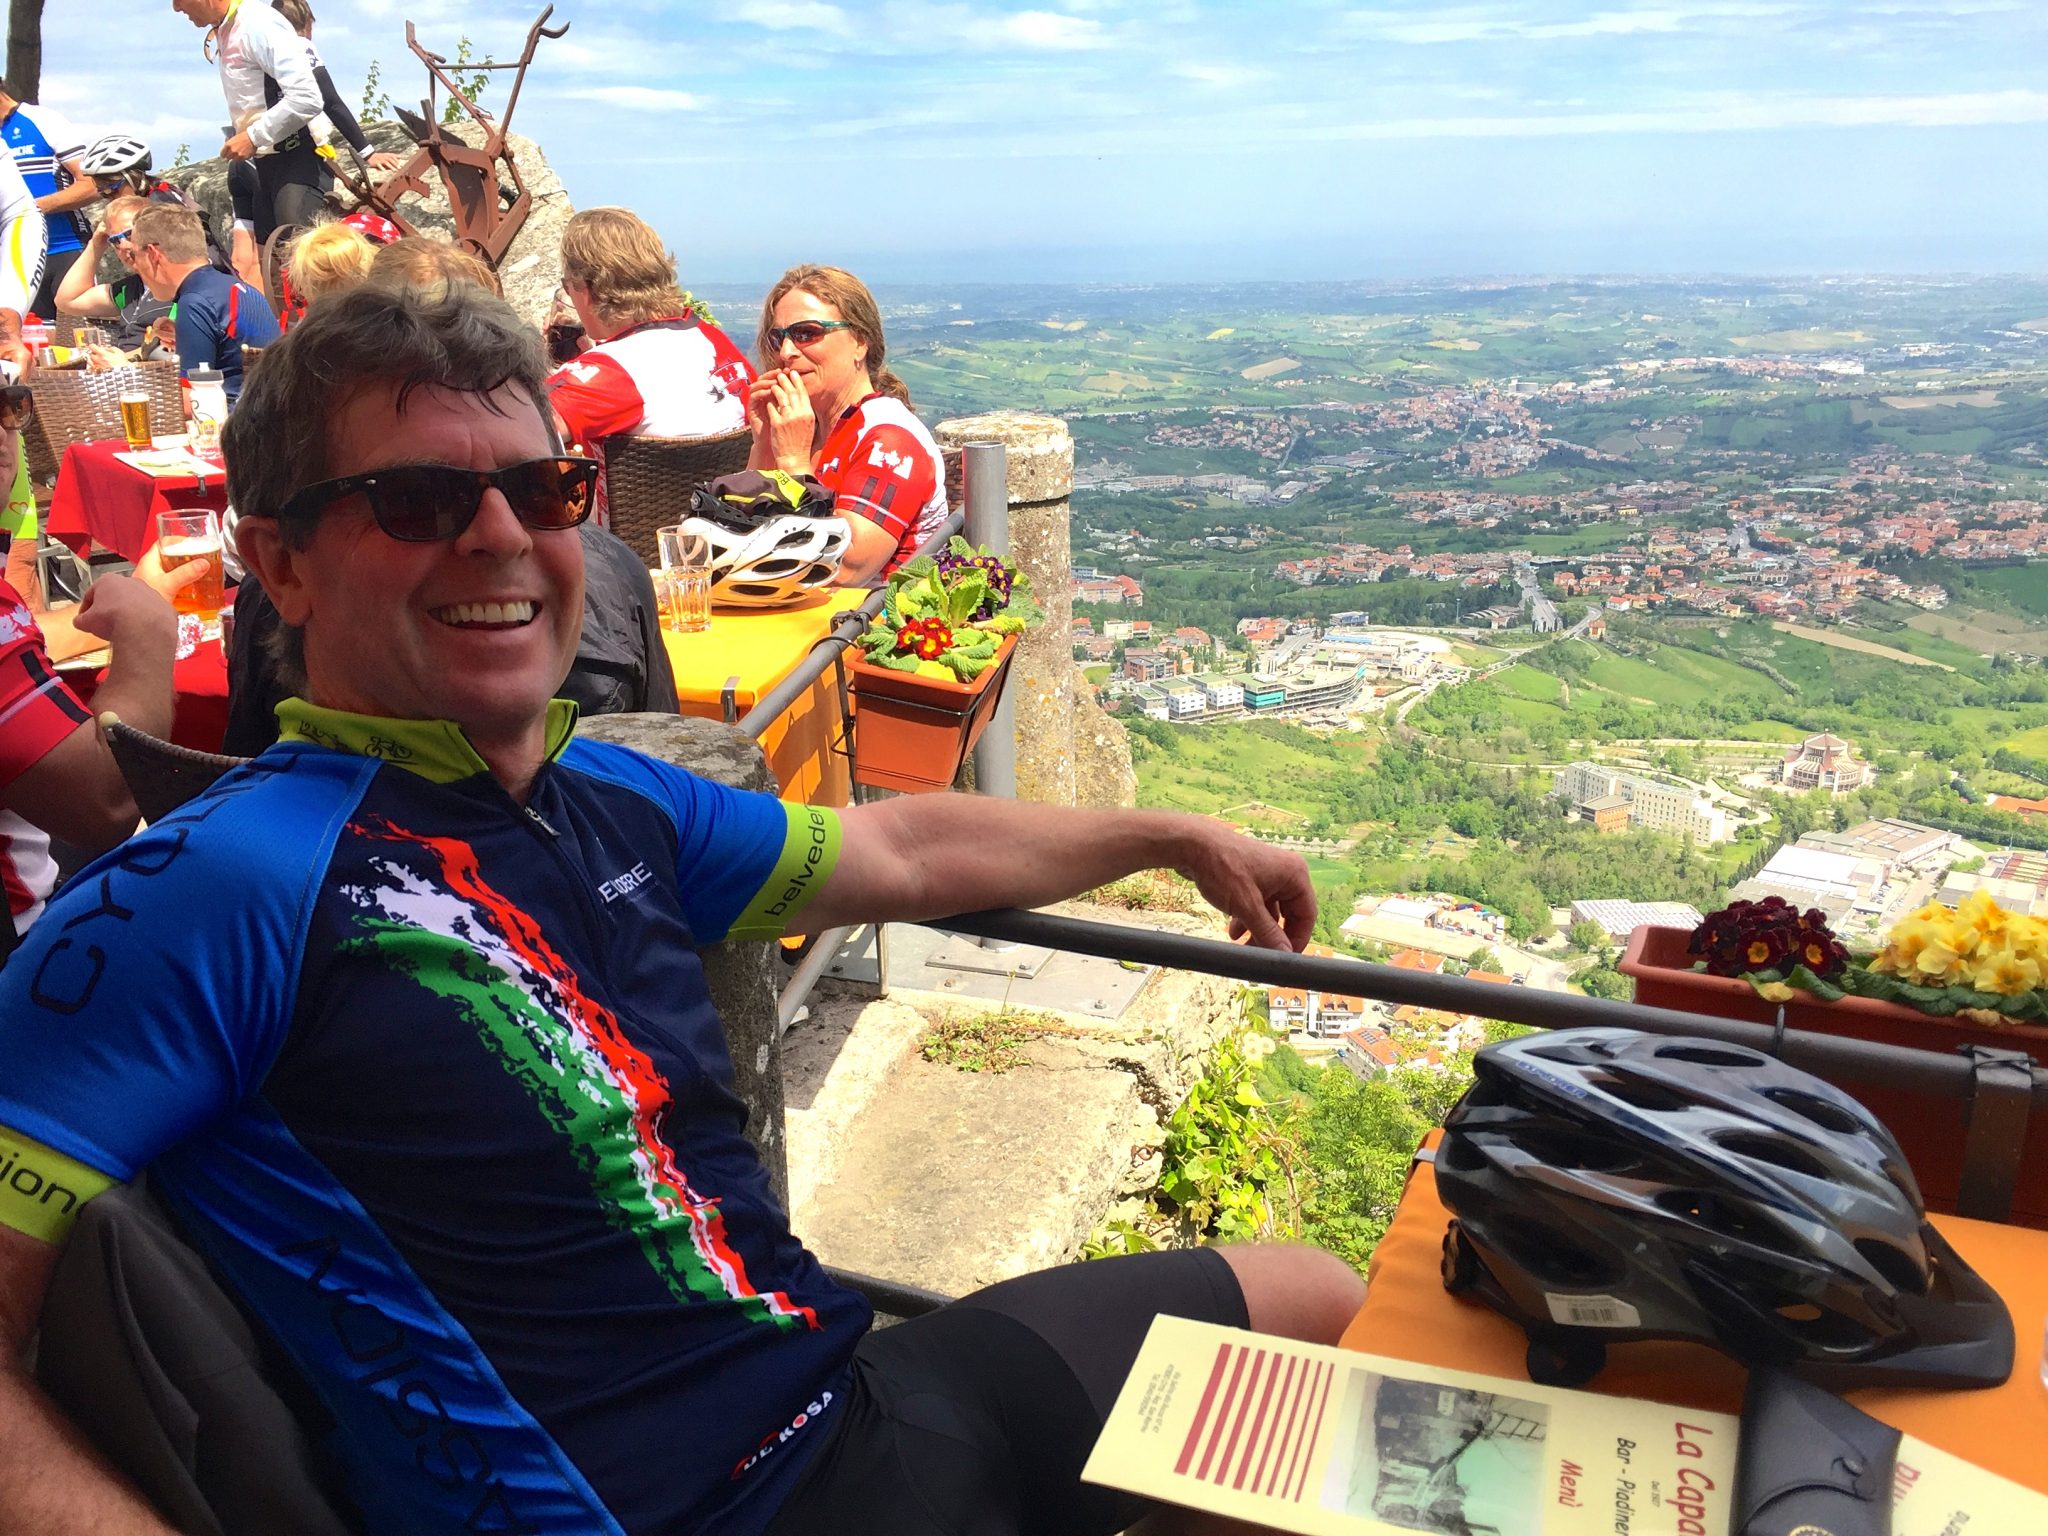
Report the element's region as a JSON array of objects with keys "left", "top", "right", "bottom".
[
  {"left": 1175, "top": 823, "right": 1317, "bottom": 952},
  {"left": 366, "top": 150, "right": 404, "bottom": 173},
  {"left": 0, "top": 339, "right": 33, "bottom": 379},
  {"left": 132, "top": 543, "right": 211, "bottom": 606},
  {"left": 221, "top": 131, "right": 257, "bottom": 161},
  {"left": 74, "top": 573, "right": 178, "bottom": 650}
]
